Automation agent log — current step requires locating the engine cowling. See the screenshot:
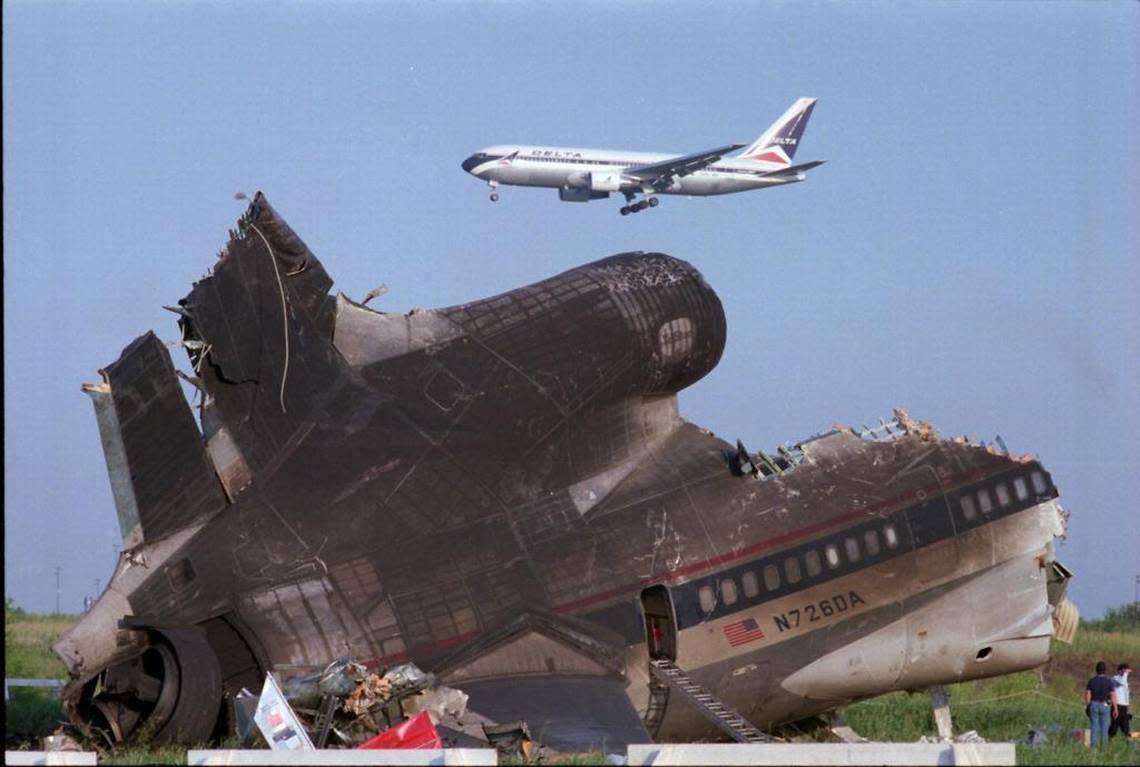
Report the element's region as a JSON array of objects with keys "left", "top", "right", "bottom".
[
  {"left": 559, "top": 187, "right": 609, "bottom": 202},
  {"left": 588, "top": 171, "right": 623, "bottom": 192}
]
